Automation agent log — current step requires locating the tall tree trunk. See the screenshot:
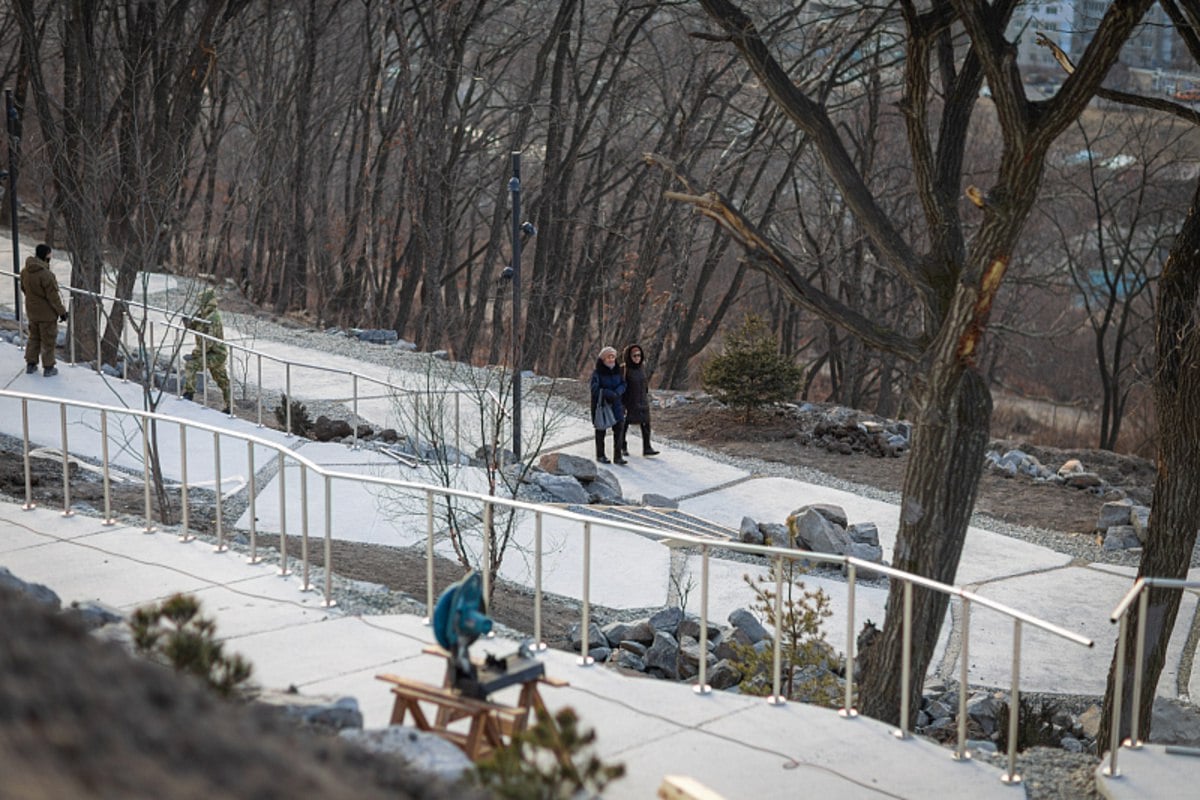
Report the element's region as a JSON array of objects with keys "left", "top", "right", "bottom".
[{"left": 1099, "top": 179, "right": 1200, "bottom": 747}]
